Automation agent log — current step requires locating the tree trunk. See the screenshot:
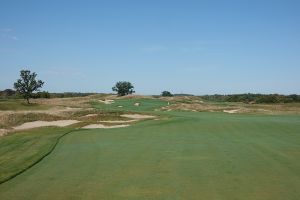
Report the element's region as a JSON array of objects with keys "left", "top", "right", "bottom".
[{"left": 26, "top": 97, "right": 30, "bottom": 104}]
